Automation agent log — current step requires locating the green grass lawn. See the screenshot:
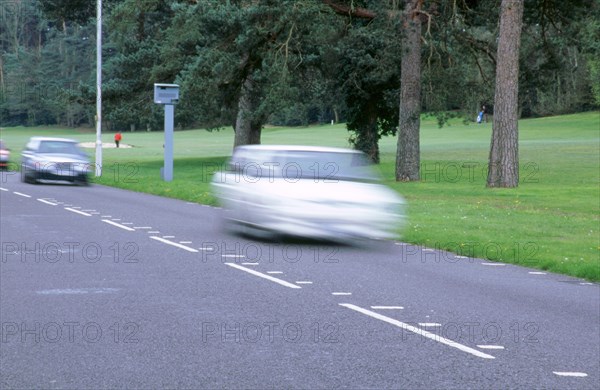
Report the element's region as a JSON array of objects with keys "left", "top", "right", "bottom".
[{"left": 2, "top": 111, "right": 599, "bottom": 281}]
